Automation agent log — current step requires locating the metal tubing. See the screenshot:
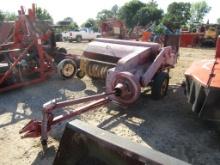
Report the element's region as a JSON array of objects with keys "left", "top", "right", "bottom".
[
  {"left": 41, "top": 98, "right": 110, "bottom": 143},
  {"left": 40, "top": 91, "right": 115, "bottom": 143},
  {"left": 52, "top": 98, "right": 110, "bottom": 125},
  {"left": 141, "top": 47, "right": 171, "bottom": 86},
  {"left": 0, "top": 41, "right": 34, "bottom": 84},
  {"left": 51, "top": 92, "right": 115, "bottom": 110}
]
